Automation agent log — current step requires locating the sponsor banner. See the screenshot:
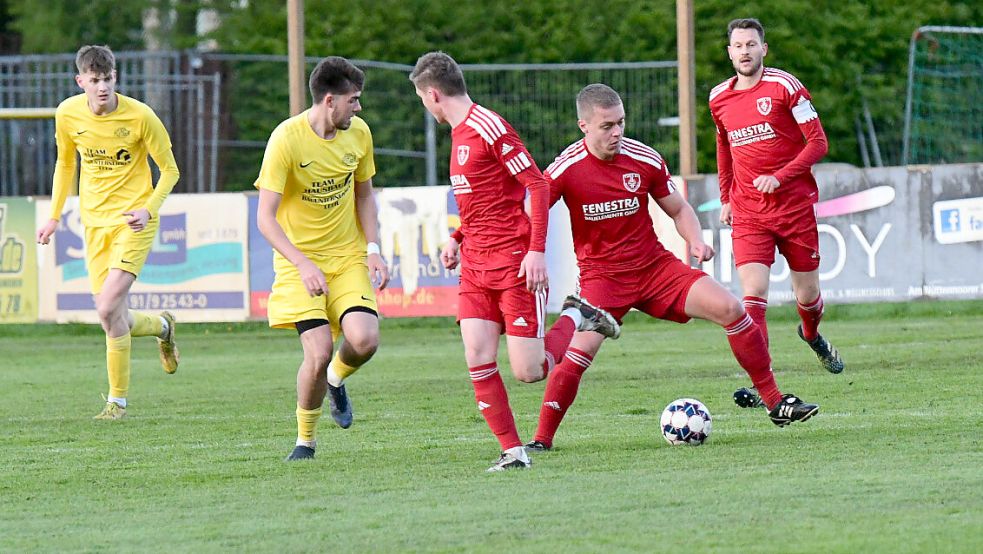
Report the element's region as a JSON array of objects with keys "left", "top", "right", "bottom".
[
  {"left": 687, "top": 163, "right": 983, "bottom": 303},
  {"left": 0, "top": 197, "right": 39, "bottom": 323},
  {"left": 933, "top": 196, "right": 983, "bottom": 245},
  {"left": 36, "top": 193, "right": 249, "bottom": 322},
  {"left": 247, "top": 194, "right": 274, "bottom": 317},
  {"left": 377, "top": 186, "right": 459, "bottom": 317}
]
